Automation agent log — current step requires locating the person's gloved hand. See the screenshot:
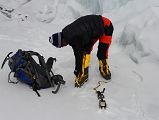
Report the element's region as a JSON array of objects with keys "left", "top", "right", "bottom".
[
  {"left": 74, "top": 69, "right": 79, "bottom": 77},
  {"left": 49, "top": 36, "right": 53, "bottom": 44}
]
